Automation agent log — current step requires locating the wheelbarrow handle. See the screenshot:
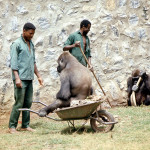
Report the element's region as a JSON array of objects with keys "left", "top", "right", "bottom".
[
  {"left": 18, "top": 108, "right": 62, "bottom": 121},
  {"left": 32, "top": 101, "right": 48, "bottom": 107},
  {"left": 18, "top": 108, "right": 39, "bottom": 115}
]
